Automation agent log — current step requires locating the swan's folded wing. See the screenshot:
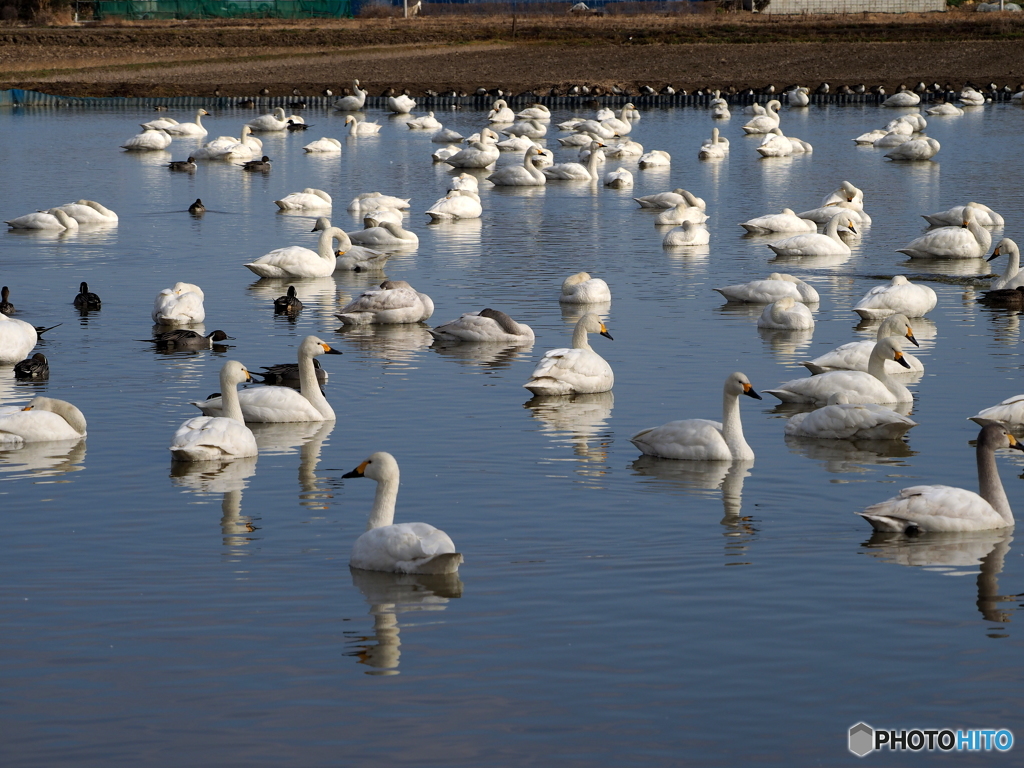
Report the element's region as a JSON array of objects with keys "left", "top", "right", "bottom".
[
  {"left": 339, "top": 287, "right": 418, "bottom": 314},
  {"left": 630, "top": 418, "right": 727, "bottom": 460},
  {"left": 171, "top": 416, "right": 257, "bottom": 456},
  {"left": 859, "top": 486, "right": 1005, "bottom": 532}
]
